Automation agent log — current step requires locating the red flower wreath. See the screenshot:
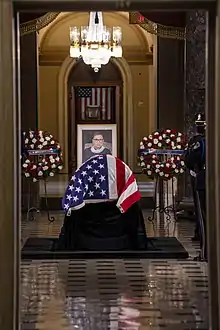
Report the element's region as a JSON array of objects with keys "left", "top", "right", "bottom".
[
  {"left": 138, "top": 129, "right": 186, "bottom": 180},
  {"left": 22, "top": 130, "right": 63, "bottom": 182}
]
